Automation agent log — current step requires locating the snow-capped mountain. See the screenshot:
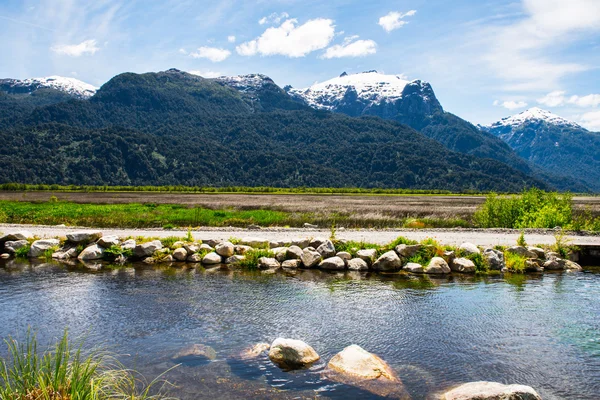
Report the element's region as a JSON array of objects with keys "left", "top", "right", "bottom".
[
  {"left": 484, "top": 107, "right": 582, "bottom": 131},
  {"left": 0, "top": 76, "right": 97, "bottom": 99}
]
